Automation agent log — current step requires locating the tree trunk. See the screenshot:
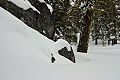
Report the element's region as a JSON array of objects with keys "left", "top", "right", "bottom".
[
  {"left": 108, "top": 39, "right": 110, "bottom": 45},
  {"left": 112, "top": 38, "right": 117, "bottom": 46},
  {"left": 77, "top": 8, "right": 92, "bottom": 53},
  {"left": 95, "top": 38, "right": 98, "bottom": 45}
]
